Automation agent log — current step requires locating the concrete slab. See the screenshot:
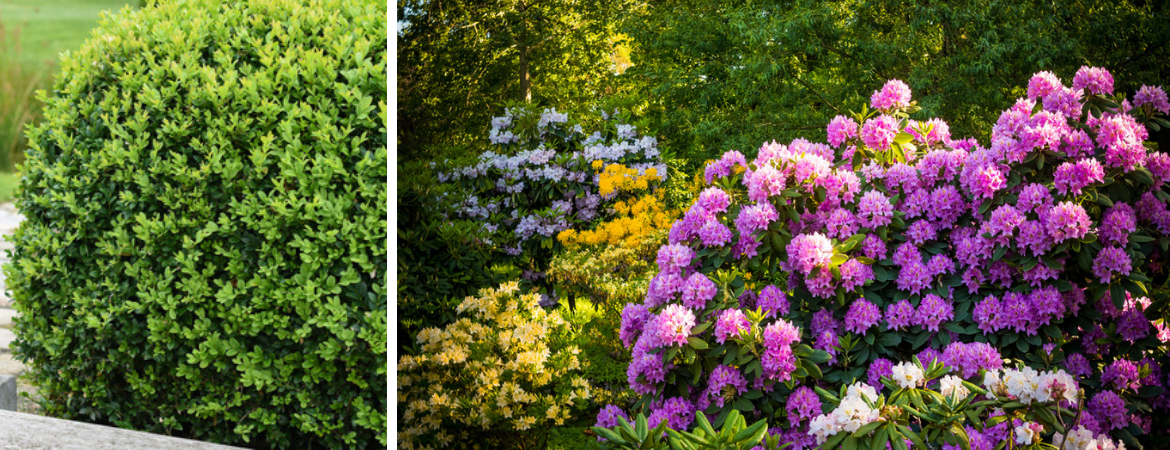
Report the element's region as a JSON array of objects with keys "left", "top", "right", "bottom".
[
  {"left": 0, "top": 375, "right": 14, "bottom": 411},
  {"left": 0, "top": 409, "right": 247, "bottom": 449}
]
